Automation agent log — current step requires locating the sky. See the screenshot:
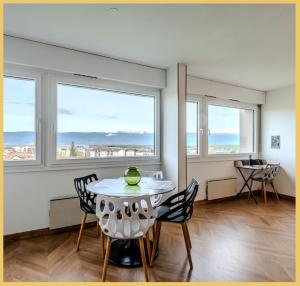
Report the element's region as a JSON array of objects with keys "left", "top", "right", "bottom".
[
  {"left": 208, "top": 105, "right": 240, "bottom": 134},
  {"left": 4, "top": 77, "right": 241, "bottom": 134},
  {"left": 4, "top": 77, "right": 35, "bottom": 132},
  {"left": 4, "top": 77, "right": 155, "bottom": 133}
]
